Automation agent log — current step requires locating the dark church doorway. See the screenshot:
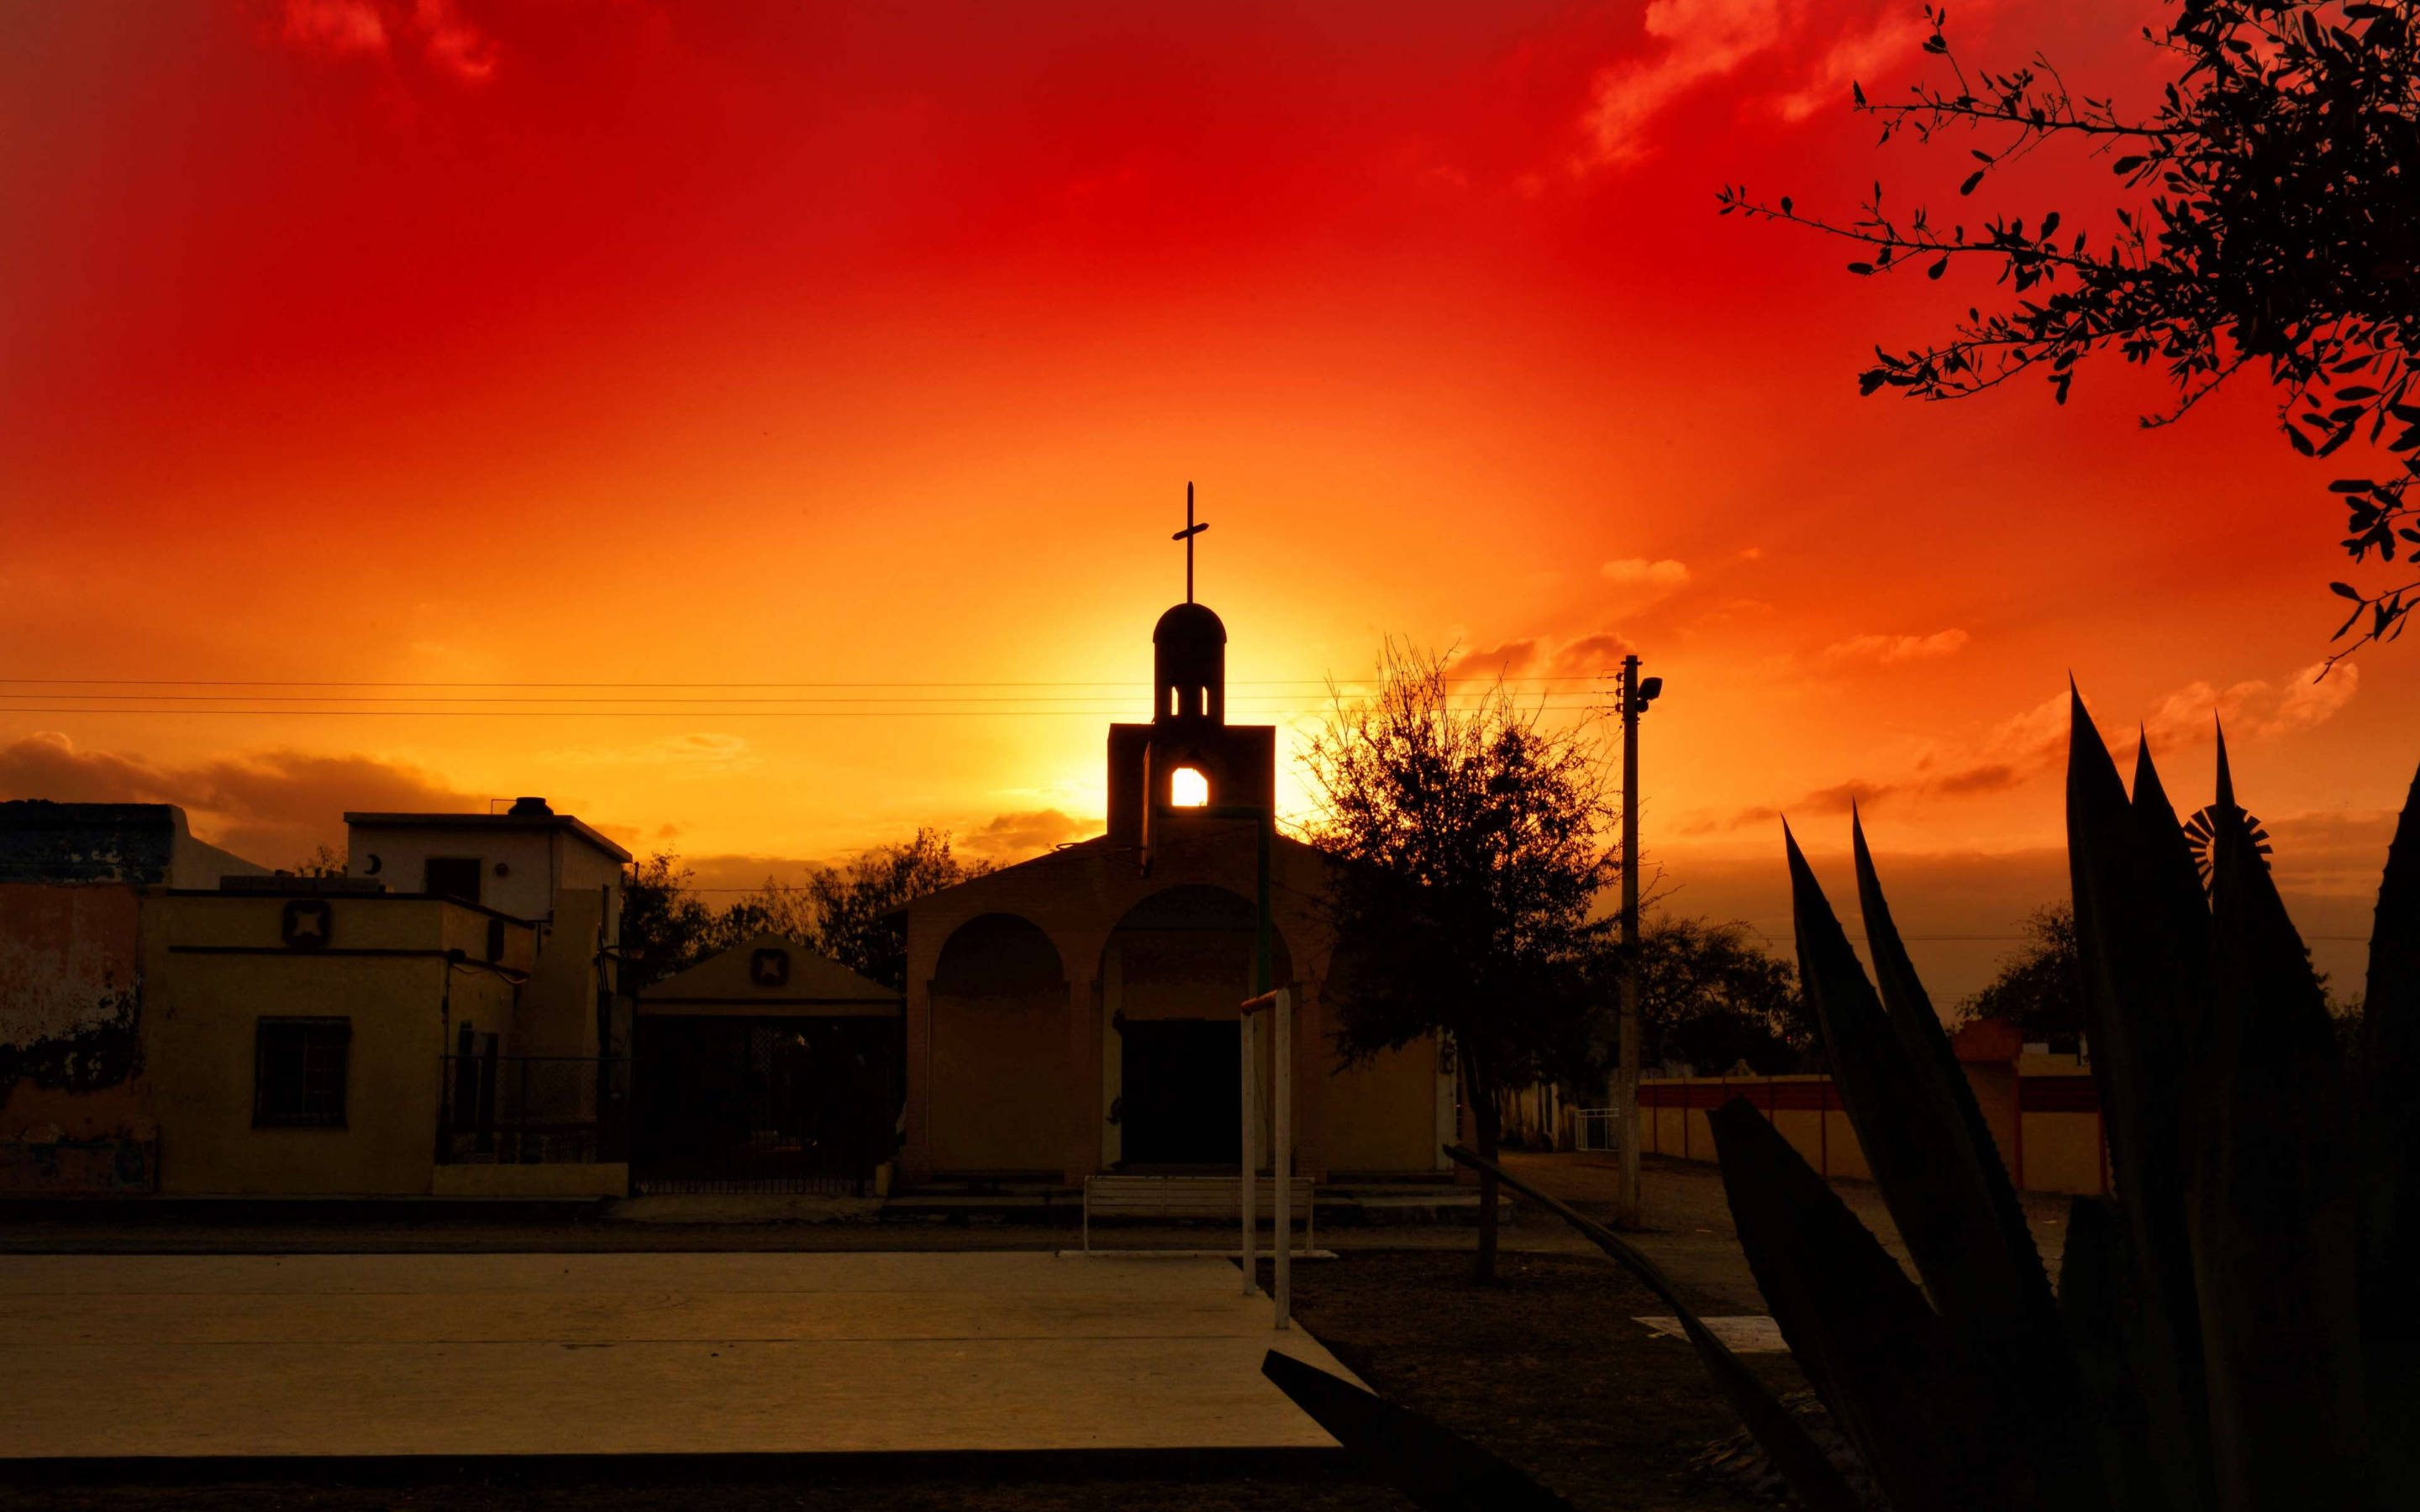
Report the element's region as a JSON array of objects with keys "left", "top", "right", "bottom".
[
  {"left": 1119, "top": 1018, "right": 1241, "bottom": 1166},
  {"left": 632, "top": 1016, "right": 896, "bottom": 1194}
]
